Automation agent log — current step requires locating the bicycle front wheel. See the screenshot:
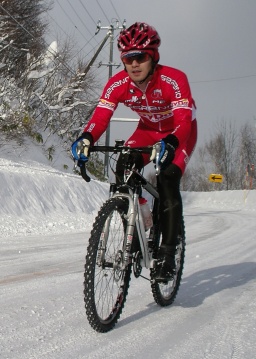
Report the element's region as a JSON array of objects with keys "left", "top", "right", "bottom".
[{"left": 84, "top": 197, "right": 131, "bottom": 332}]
